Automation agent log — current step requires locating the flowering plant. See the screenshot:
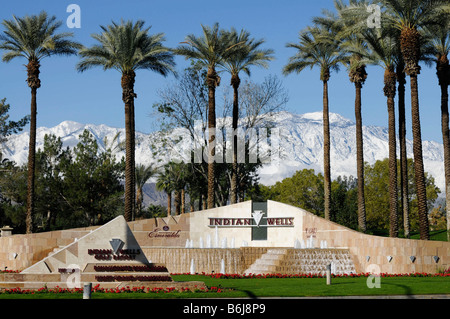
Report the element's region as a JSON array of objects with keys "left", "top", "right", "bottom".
[
  {"left": 94, "top": 275, "right": 172, "bottom": 282},
  {"left": 172, "top": 271, "right": 450, "bottom": 279},
  {"left": 0, "top": 269, "right": 19, "bottom": 273},
  {"left": 93, "top": 265, "right": 168, "bottom": 272},
  {"left": 0, "top": 284, "right": 228, "bottom": 295}
]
